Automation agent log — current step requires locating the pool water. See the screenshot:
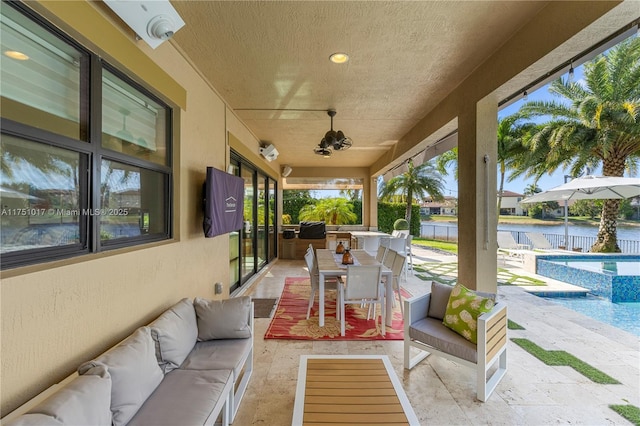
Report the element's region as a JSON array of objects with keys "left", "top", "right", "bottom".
[
  {"left": 542, "top": 295, "right": 640, "bottom": 337},
  {"left": 549, "top": 259, "right": 640, "bottom": 276}
]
